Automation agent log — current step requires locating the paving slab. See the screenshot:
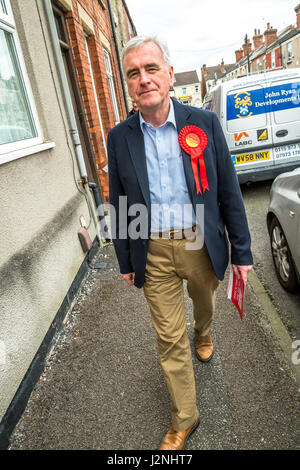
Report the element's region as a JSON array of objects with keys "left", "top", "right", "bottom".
[{"left": 9, "top": 244, "right": 300, "bottom": 450}]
